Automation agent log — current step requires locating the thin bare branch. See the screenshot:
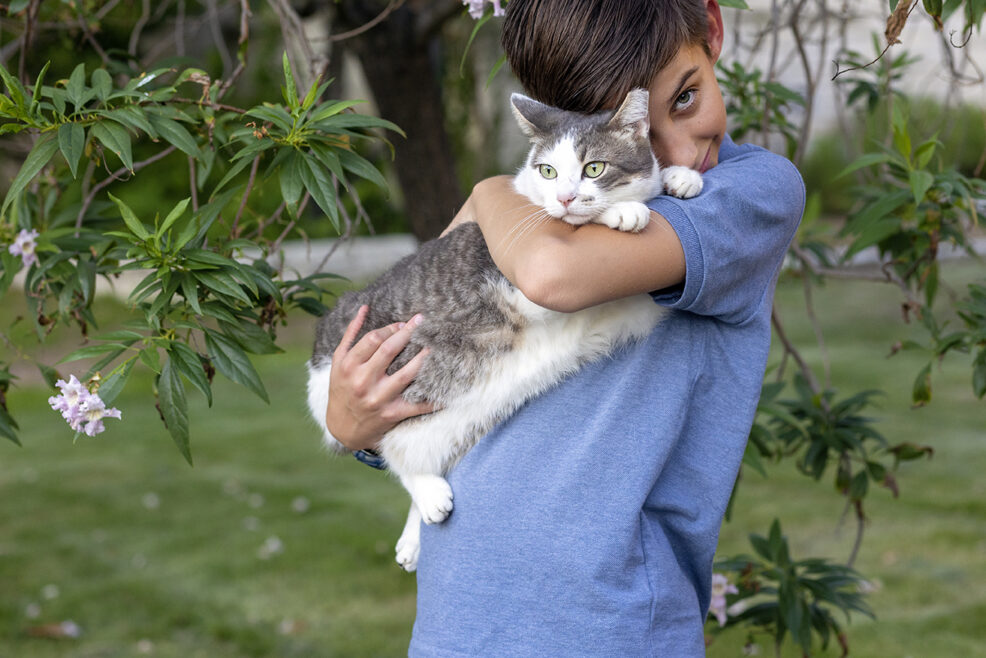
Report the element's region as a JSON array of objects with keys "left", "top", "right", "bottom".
[
  {"left": 232, "top": 155, "right": 261, "bottom": 237},
  {"left": 205, "top": 0, "right": 234, "bottom": 78},
  {"left": 128, "top": 0, "right": 151, "bottom": 60},
  {"left": 75, "top": 146, "right": 178, "bottom": 234},
  {"left": 332, "top": 0, "right": 406, "bottom": 41}
]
